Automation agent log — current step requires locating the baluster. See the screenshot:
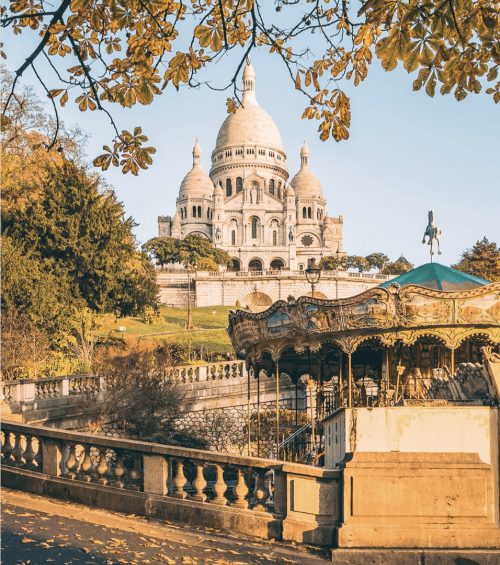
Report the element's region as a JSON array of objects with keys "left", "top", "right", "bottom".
[
  {"left": 12, "top": 433, "right": 25, "bottom": 467},
  {"left": 1, "top": 431, "right": 15, "bottom": 465},
  {"left": 50, "top": 381, "right": 57, "bottom": 398},
  {"left": 23, "top": 435, "right": 37, "bottom": 470},
  {"left": 231, "top": 466, "right": 249, "bottom": 509},
  {"left": 171, "top": 459, "right": 189, "bottom": 499},
  {"left": 64, "top": 443, "right": 80, "bottom": 479},
  {"left": 34, "top": 383, "right": 41, "bottom": 399},
  {"left": 112, "top": 451, "right": 127, "bottom": 488},
  {"left": 78, "top": 445, "right": 94, "bottom": 482},
  {"left": 234, "top": 364, "right": 241, "bottom": 378},
  {"left": 95, "top": 448, "right": 109, "bottom": 485},
  {"left": 252, "top": 469, "right": 269, "bottom": 512},
  {"left": 73, "top": 379, "right": 81, "bottom": 395},
  {"left": 43, "top": 382, "right": 50, "bottom": 398},
  {"left": 34, "top": 437, "right": 43, "bottom": 472},
  {"left": 86, "top": 378, "right": 94, "bottom": 394},
  {"left": 1, "top": 385, "right": 5, "bottom": 402},
  {"left": 210, "top": 463, "right": 228, "bottom": 506},
  {"left": 127, "top": 456, "right": 143, "bottom": 491},
  {"left": 191, "top": 462, "right": 207, "bottom": 502}
]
